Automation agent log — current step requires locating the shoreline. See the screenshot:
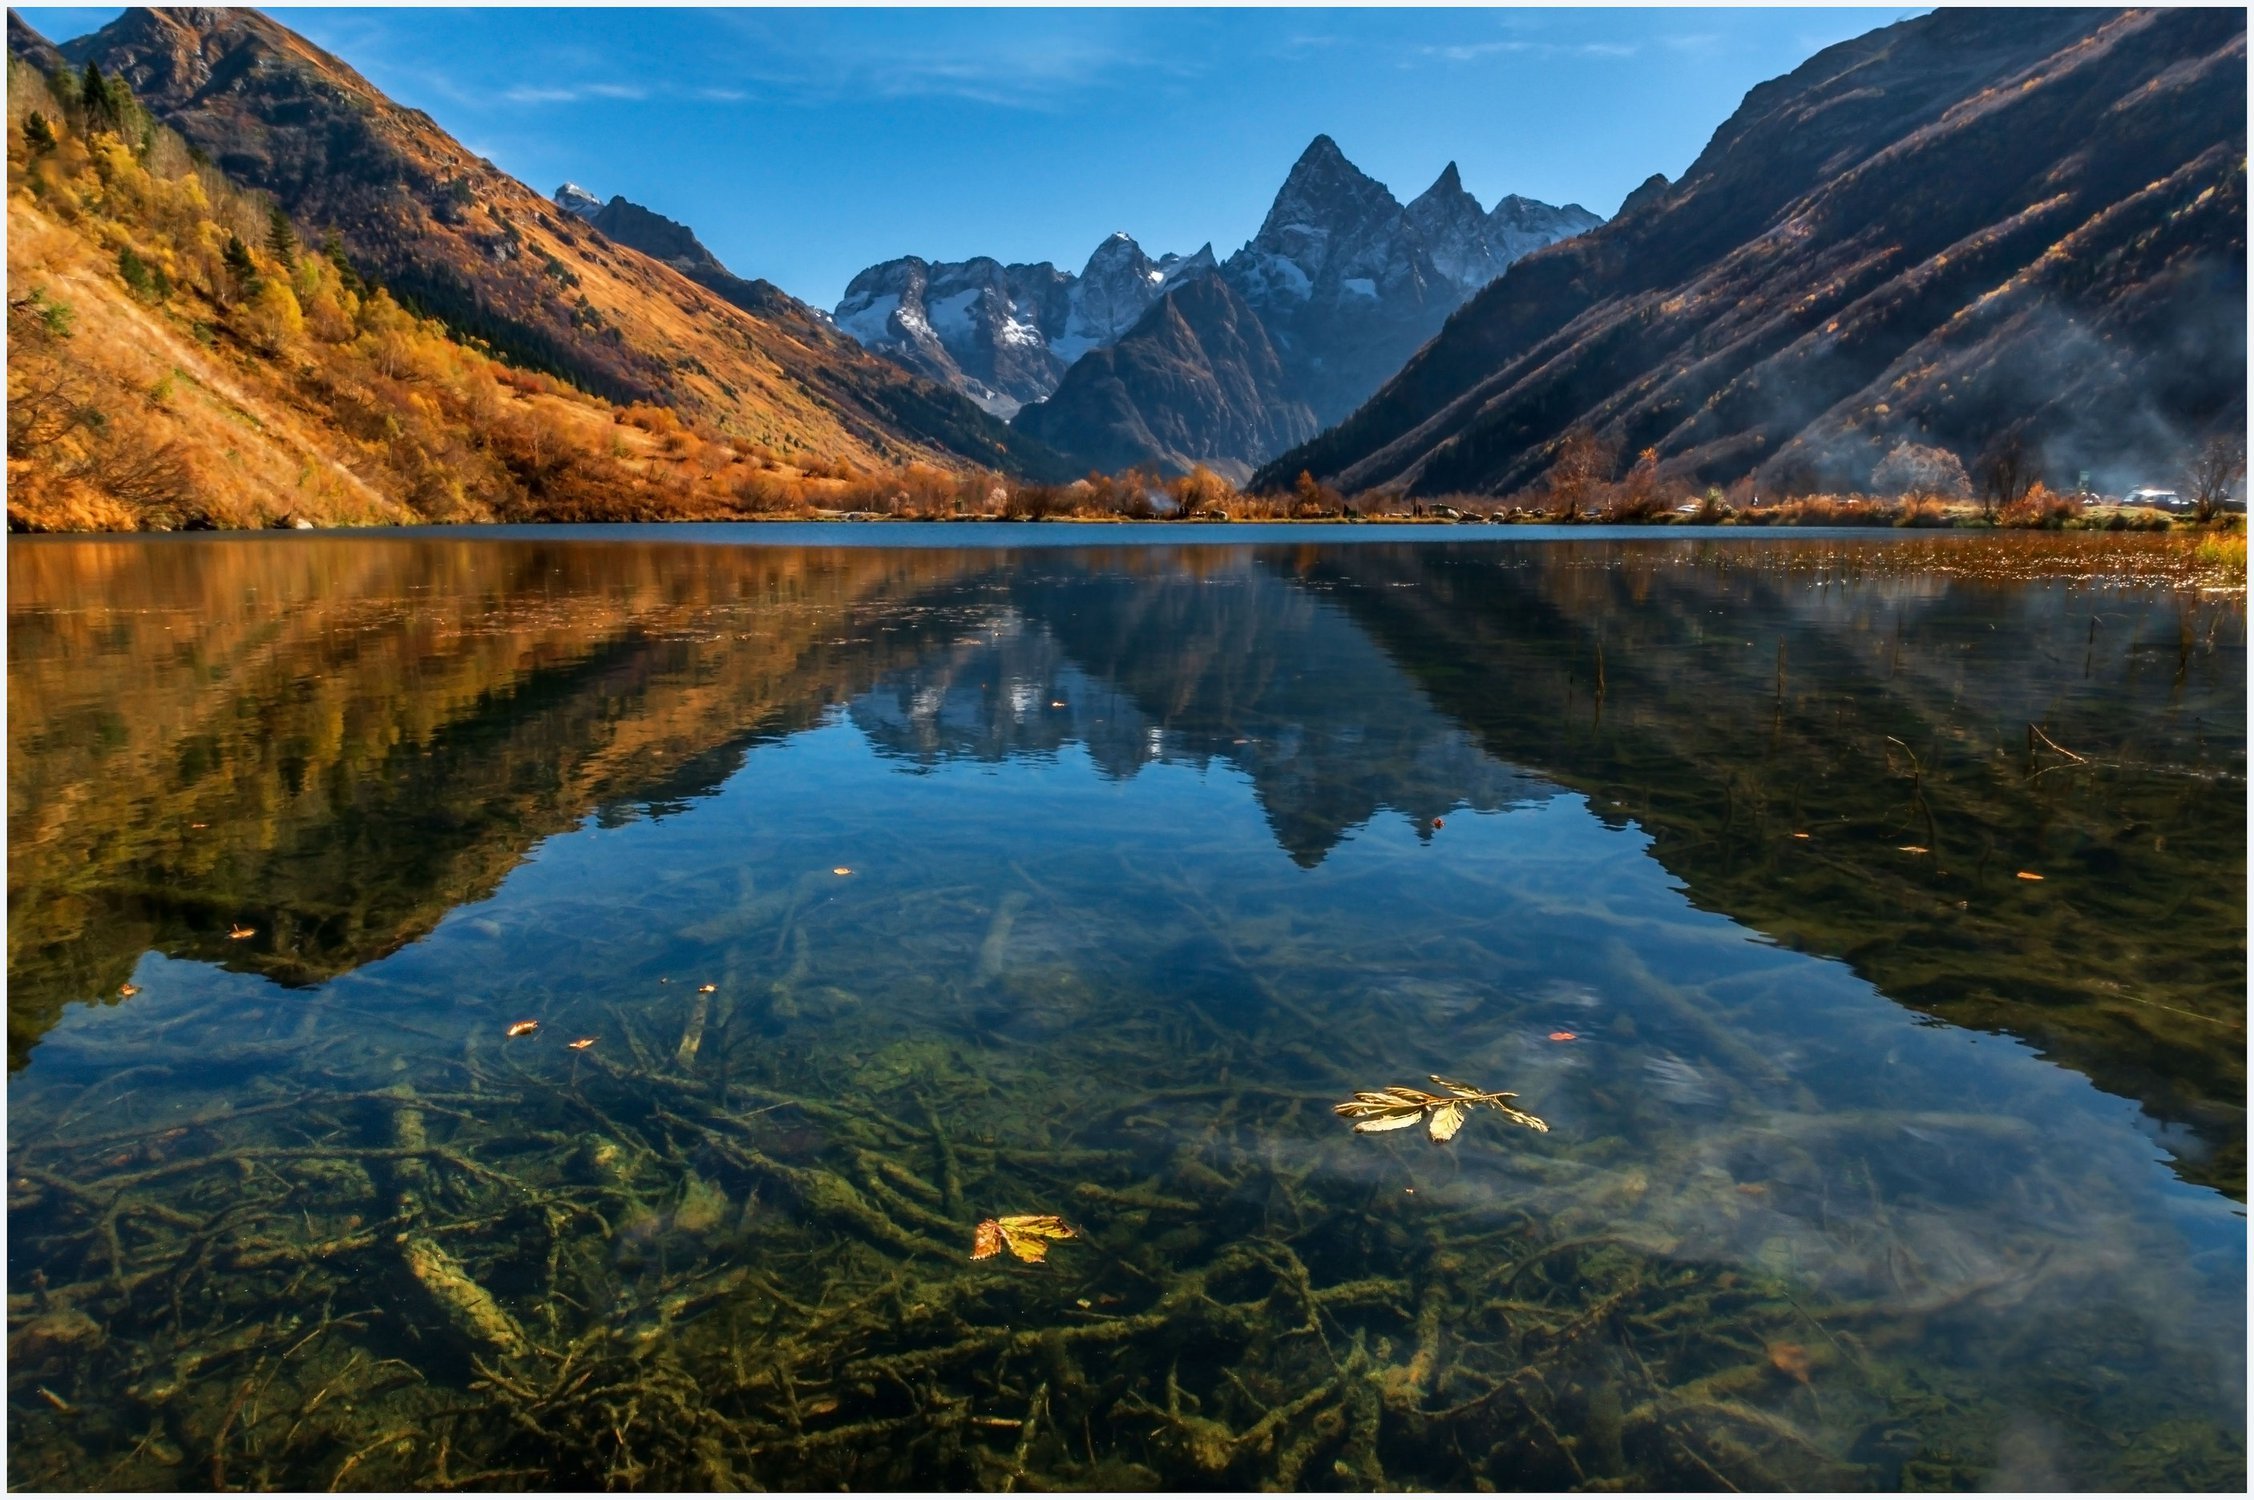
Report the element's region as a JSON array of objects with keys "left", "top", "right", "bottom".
[{"left": 8, "top": 507, "right": 2237, "bottom": 539}]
